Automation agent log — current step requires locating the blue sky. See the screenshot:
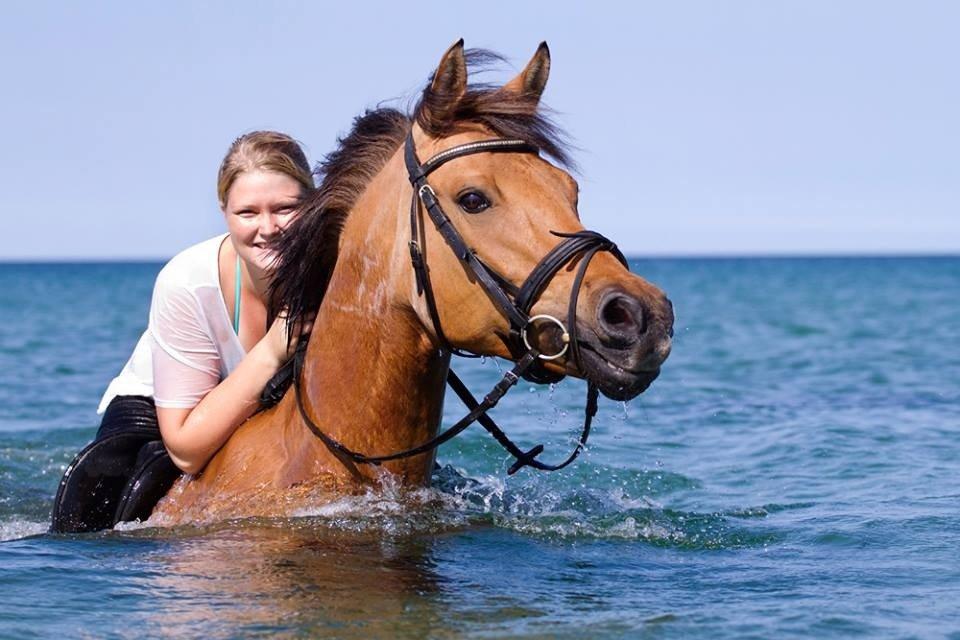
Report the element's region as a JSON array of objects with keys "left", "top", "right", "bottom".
[{"left": 1, "top": 1, "right": 956, "bottom": 258}]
